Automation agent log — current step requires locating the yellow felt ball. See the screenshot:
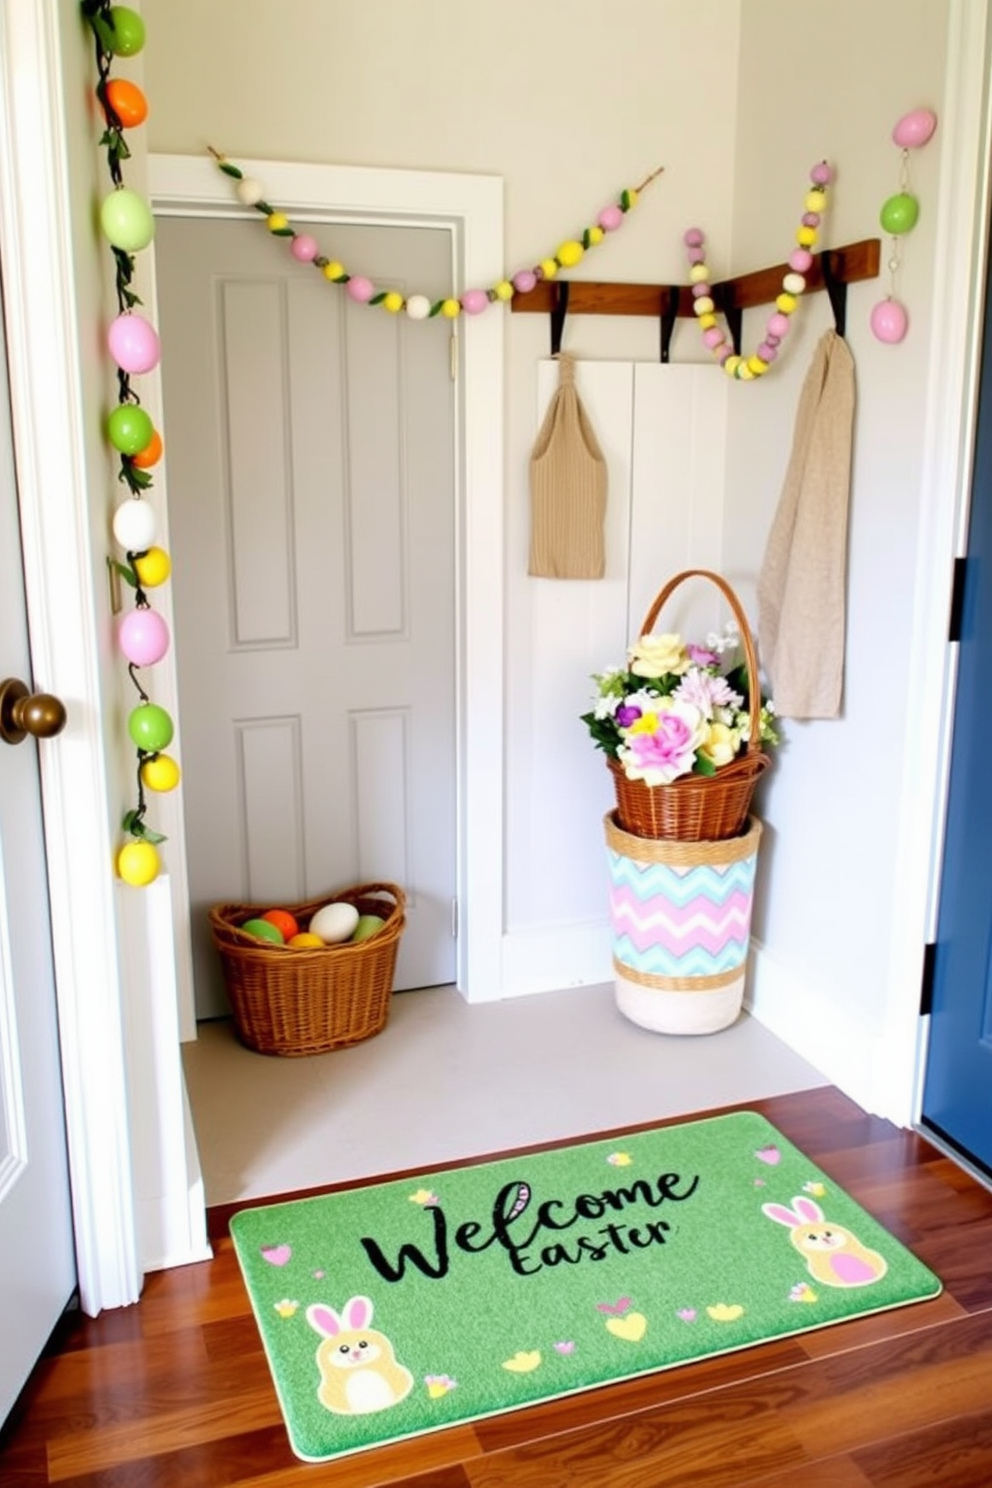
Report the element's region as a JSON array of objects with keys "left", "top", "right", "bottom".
[
  {"left": 805, "top": 189, "right": 827, "bottom": 212},
  {"left": 440, "top": 298, "right": 461, "bottom": 319},
  {"left": 556, "top": 240, "right": 584, "bottom": 268},
  {"left": 587, "top": 225, "right": 604, "bottom": 245},
  {"left": 382, "top": 291, "right": 404, "bottom": 313},
  {"left": 266, "top": 212, "right": 289, "bottom": 233},
  {"left": 693, "top": 296, "right": 715, "bottom": 316},
  {"left": 133, "top": 546, "right": 171, "bottom": 588},
  {"left": 689, "top": 263, "right": 710, "bottom": 284},
  {"left": 747, "top": 355, "right": 769, "bottom": 375},
  {"left": 140, "top": 753, "right": 181, "bottom": 792},
  {"left": 775, "top": 292, "right": 798, "bottom": 314},
  {"left": 493, "top": 280, "right": 514, "bottom": 301},
  {"left": 697, "top": 313, "right": 717, "bottom": 330},
  {"left": 735, "top": 362, "right": 755, "bottom": 380},
  {"left": 322, "top": 260, "right": 346, "bottom": 281},
  {"left": 539, "top": 258, "right": 559, "bottom": 280},
  {"left": 796, "top": 225, "right": 818, "bottom": 247},
  {"left": 723, "top": 355, "right": 742, "bottom": 377},
  {"left": 117, "top": 838, "right": 160, "bottom": 886}
]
